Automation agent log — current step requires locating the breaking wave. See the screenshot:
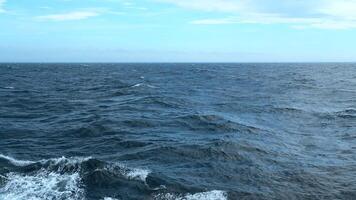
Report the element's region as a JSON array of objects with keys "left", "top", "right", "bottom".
[
  {"left": 0, "top": 154, "right": 35, "bottom": 167},
  {"left": 1, "top": 170, "right": 84, "bottom": 200},
  {"left": 0, "top": 154, "right": 225, "bottom": 200},
  {"left": 0, "top": 155, "right": 152, "bottom": 200},
  {"left": 154, "top": 190, "right": 228, "bottom": 200}
]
